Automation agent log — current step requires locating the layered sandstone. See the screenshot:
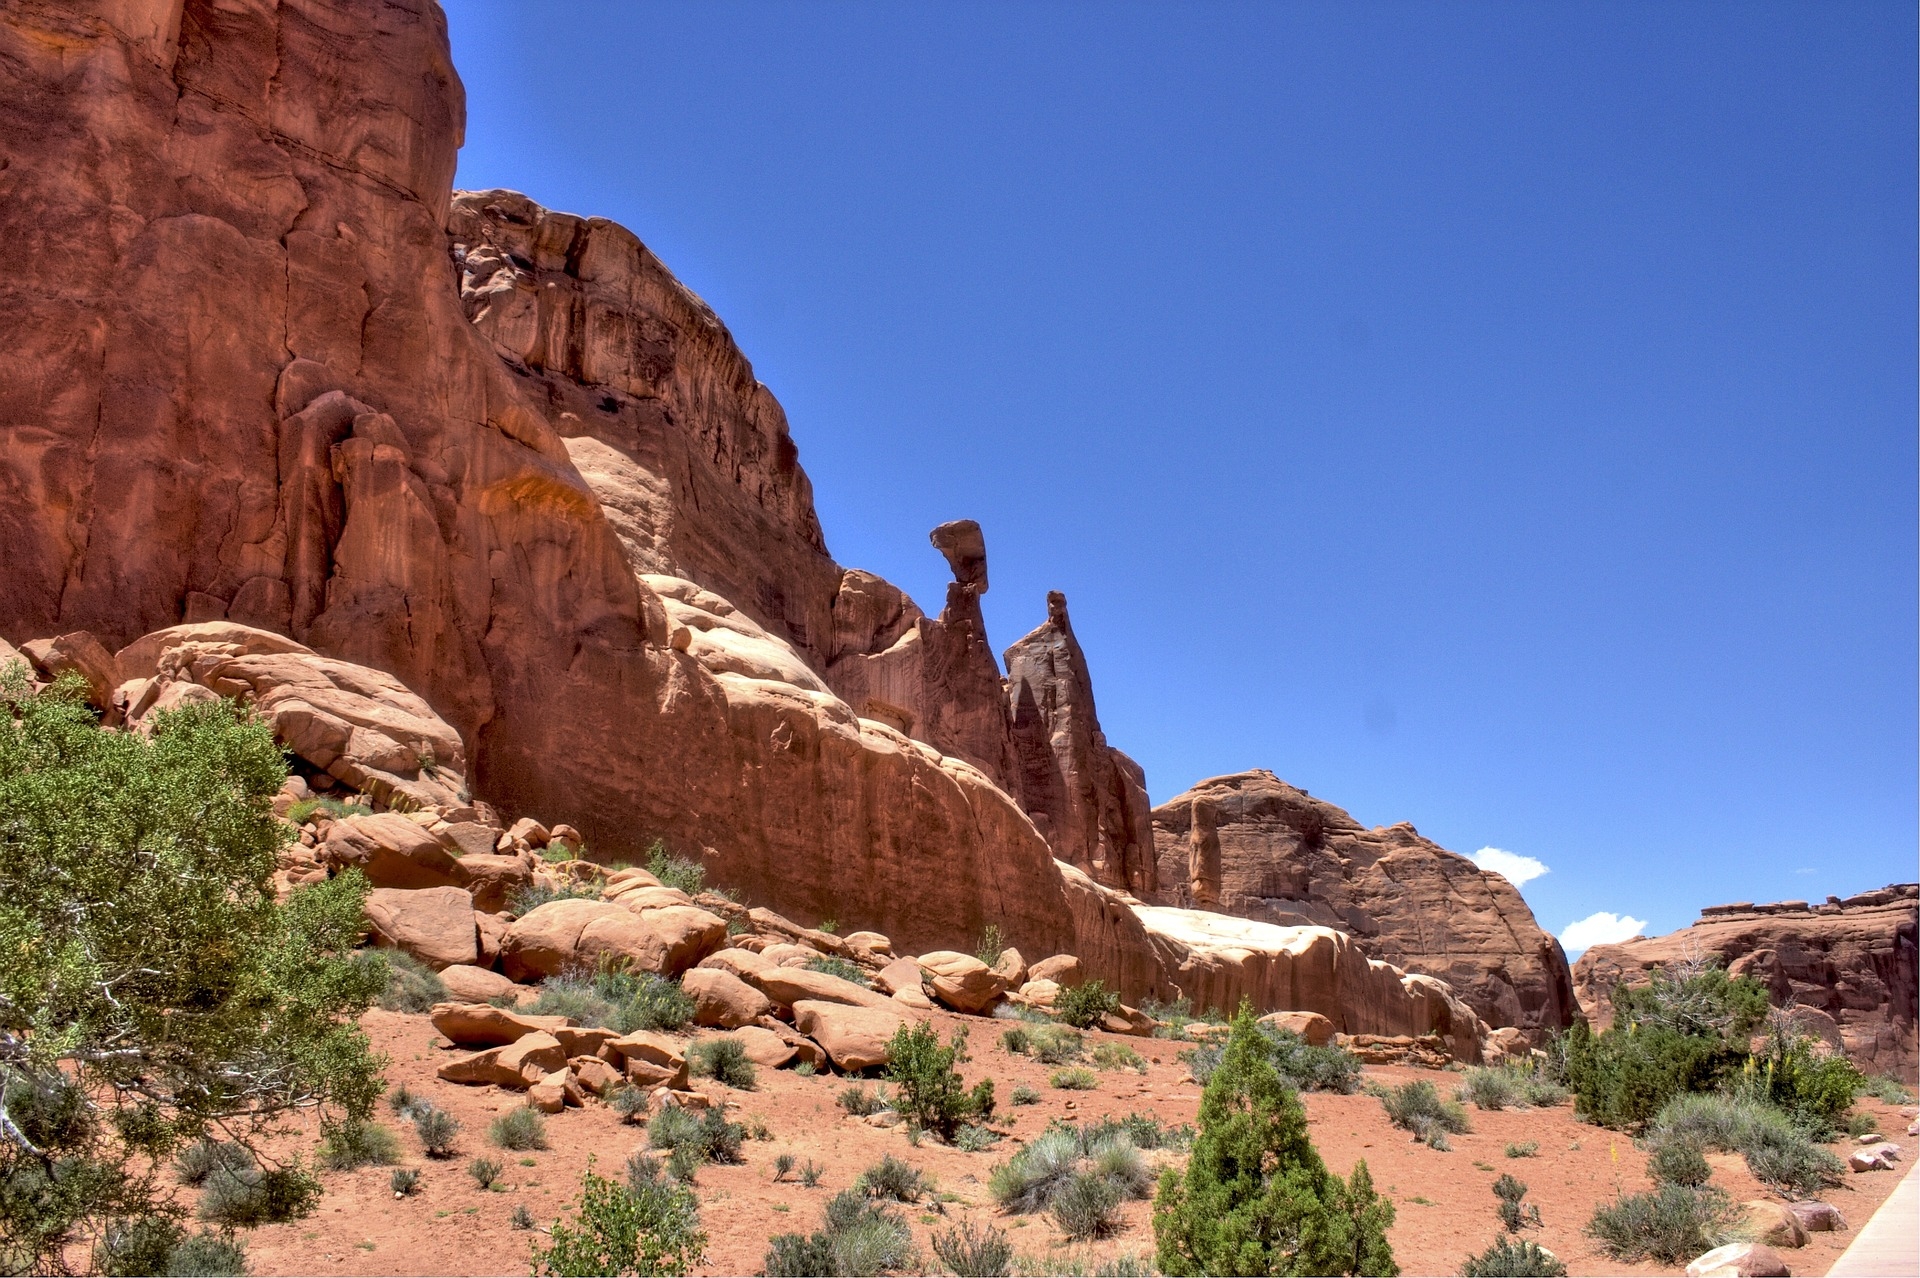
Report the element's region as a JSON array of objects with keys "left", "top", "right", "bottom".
[
  {"left": 1573, "top": 885, "right": 1918, "bottom": 1076},
  {"left": 1151, "top": 771, "right": 1574, "bottom": 1038}
]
